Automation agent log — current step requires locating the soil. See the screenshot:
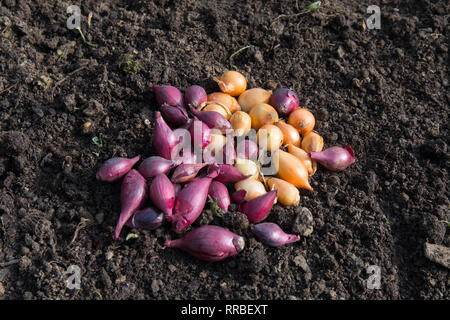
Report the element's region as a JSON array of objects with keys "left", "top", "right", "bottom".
[{"left": 0, "top": 0, "right": 448, "bottom": 300}]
